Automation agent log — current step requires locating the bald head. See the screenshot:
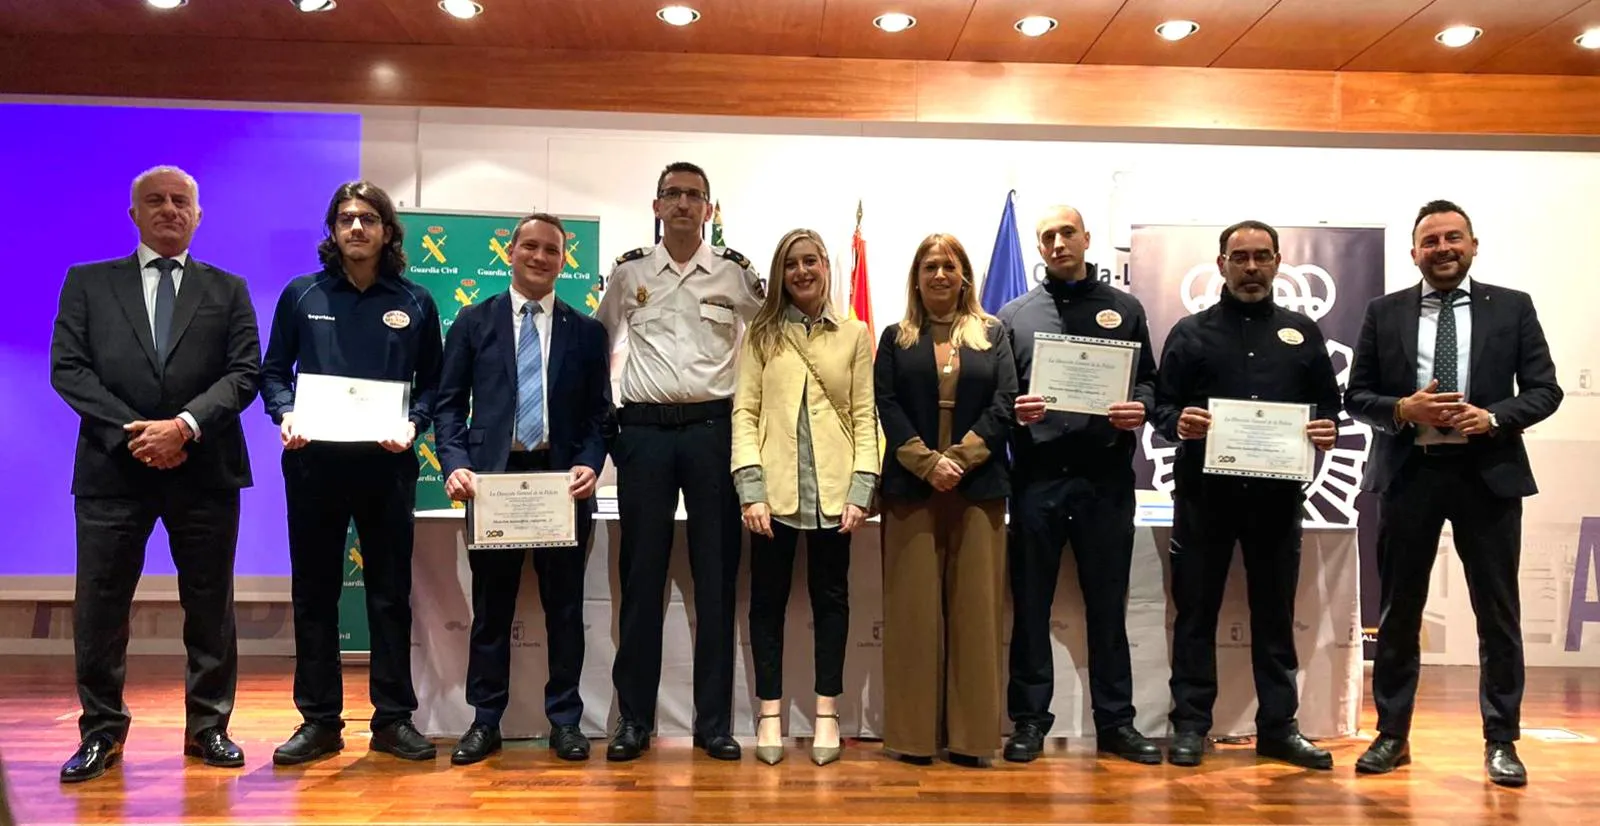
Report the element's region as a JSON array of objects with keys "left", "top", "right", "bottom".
[{"left": 1036, "top": 205, "right": 1091, "bottom": 282}]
